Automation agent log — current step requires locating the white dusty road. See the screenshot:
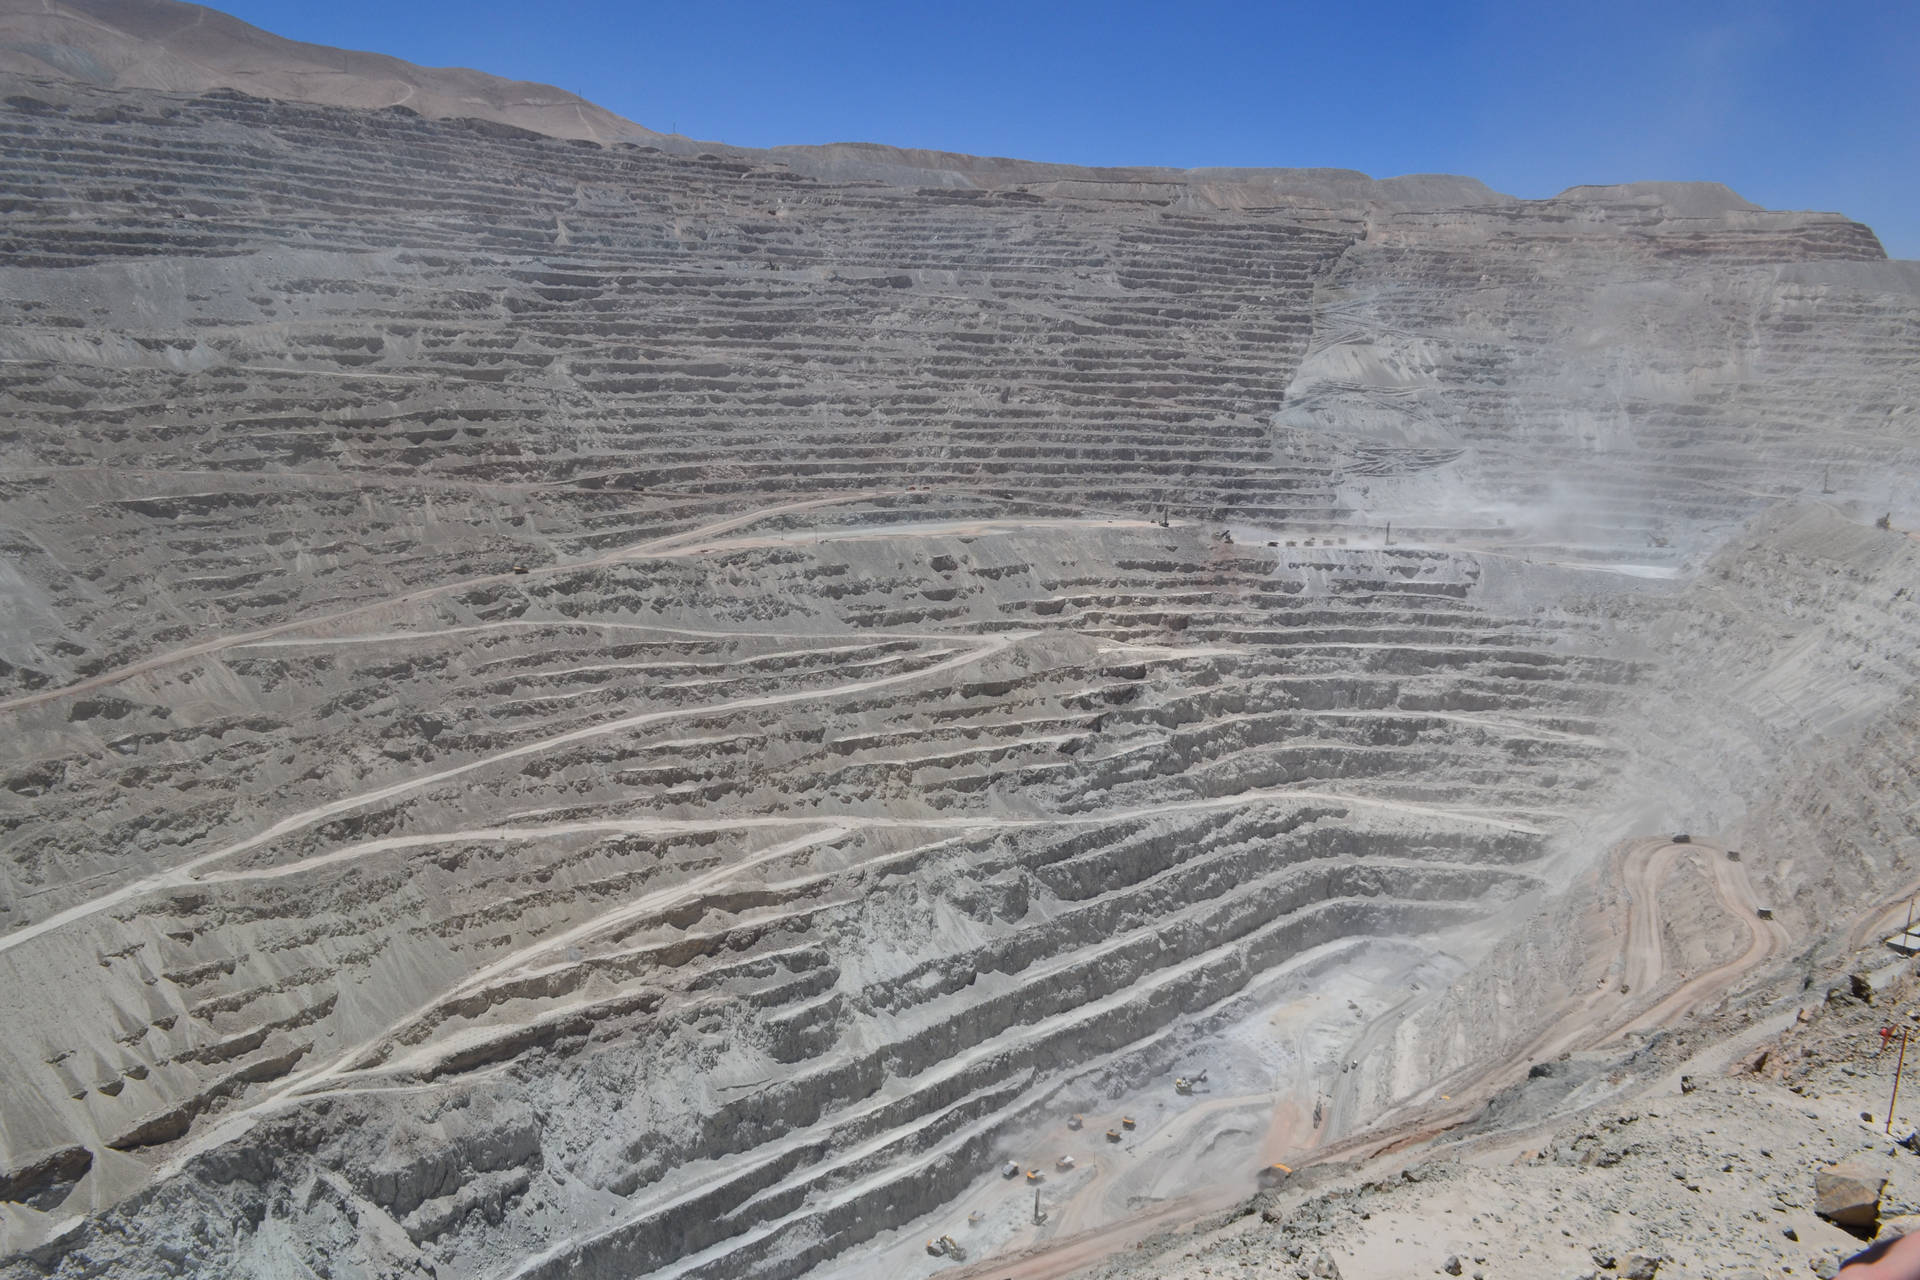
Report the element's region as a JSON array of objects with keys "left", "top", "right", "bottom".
[
  {"left": 193, "top": 787, "right": 1539, "bottom": 888},
  {"left": 0, "top": 633, "right": 1011, "bottom": 956},
  {"left": 0, "top": 489, "right": 902, "bottom": 716},
  {"left": 0, "top": 488, "right": 1163, "bottom": 717},
  {"left": 0, "top": 595, "right": 1538, "bottom": 960},
  {"left": 0, "top": 496, "right": 1180, "bottom": 953}
]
